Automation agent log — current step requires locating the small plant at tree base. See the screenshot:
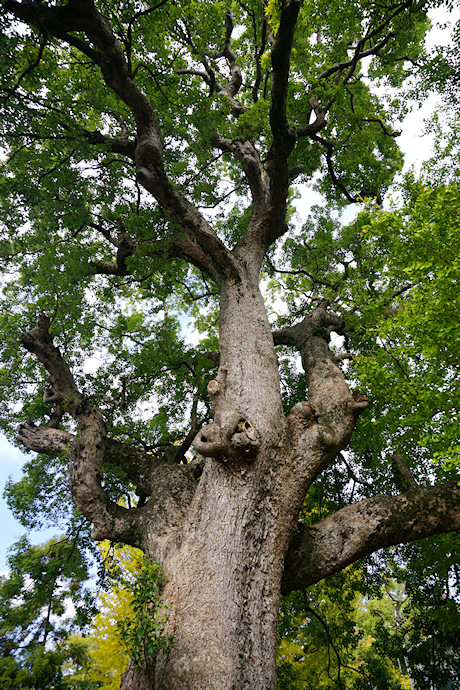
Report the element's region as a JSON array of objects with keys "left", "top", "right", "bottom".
[{"left": 116, "top": 560, "right": 174, "bottom": 678}]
